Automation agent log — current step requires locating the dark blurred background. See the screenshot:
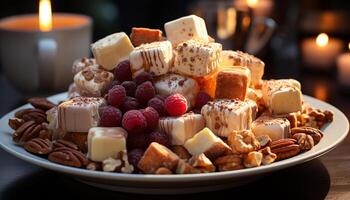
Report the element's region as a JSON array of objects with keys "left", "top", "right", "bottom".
[{"left": 0, "top": 0, "right": 350, "bottom": 116}]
